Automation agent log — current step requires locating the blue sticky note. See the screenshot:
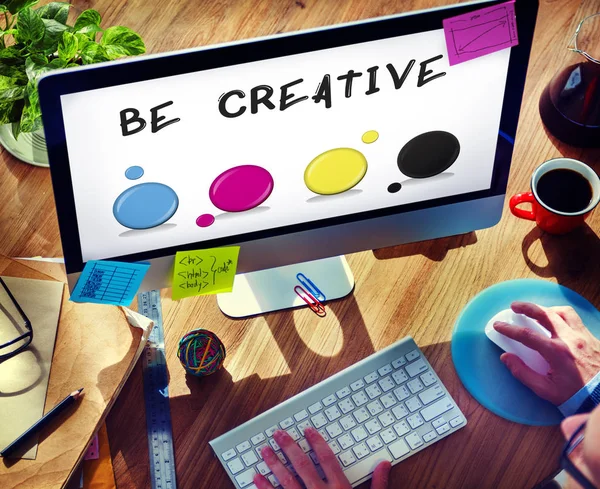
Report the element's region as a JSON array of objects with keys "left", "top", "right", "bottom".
[{"left": 70, "top": 260, "right": 150, "bottom": 306}]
